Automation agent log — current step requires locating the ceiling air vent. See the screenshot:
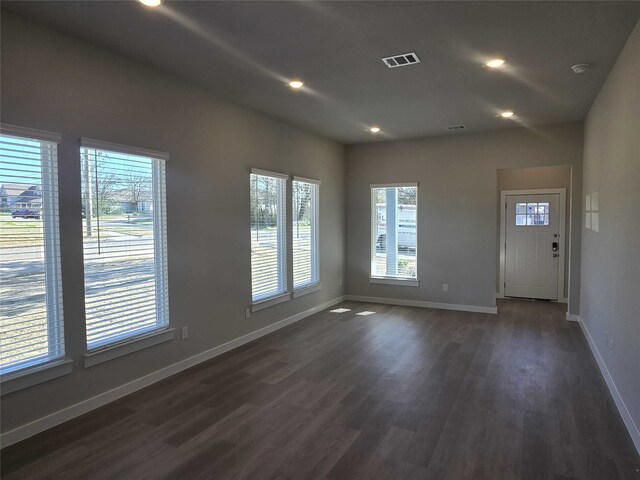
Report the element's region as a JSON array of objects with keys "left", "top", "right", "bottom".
[
  {"left": 382, "top": 52, "right": 420, "bottom": 68},
  {"left": 445, "top": 125, "right": 466, "bottom": 131}
]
